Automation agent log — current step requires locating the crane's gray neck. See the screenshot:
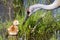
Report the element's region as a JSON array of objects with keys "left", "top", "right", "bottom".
[{"left": 29, "top": 0, "right": 60, "bottom": 13}]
